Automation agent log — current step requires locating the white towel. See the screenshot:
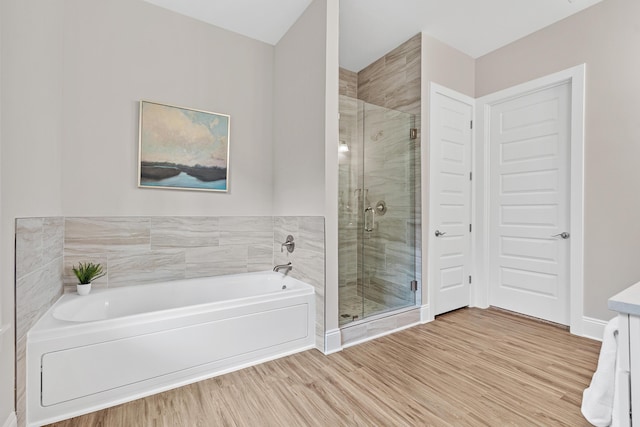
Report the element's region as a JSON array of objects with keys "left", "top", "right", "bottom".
[{"left": 582, "top": 317, "right": 620, "bottom": 427}]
